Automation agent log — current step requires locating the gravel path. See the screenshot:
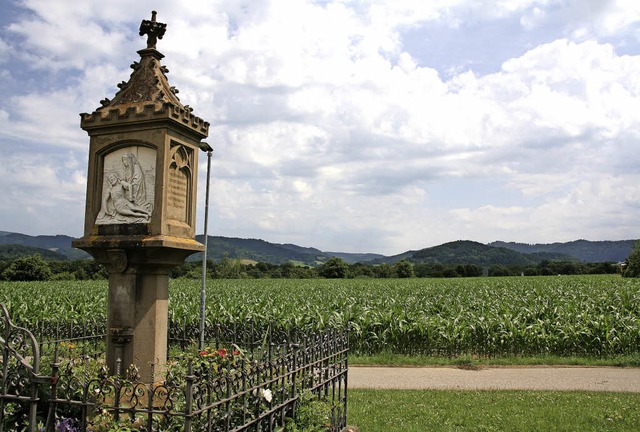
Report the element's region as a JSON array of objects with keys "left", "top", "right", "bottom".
[{"left": 349, "top": 366, "right": 640, "bottom": 393}]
